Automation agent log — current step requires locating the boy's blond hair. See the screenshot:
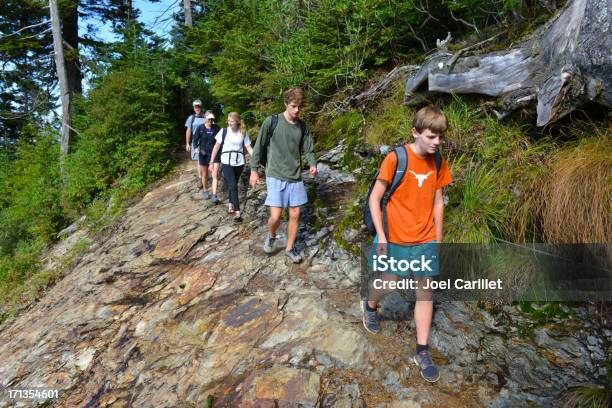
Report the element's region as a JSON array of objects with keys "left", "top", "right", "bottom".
[{"left": 413, "top": 106, "right": 448, "bottom": 134}]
